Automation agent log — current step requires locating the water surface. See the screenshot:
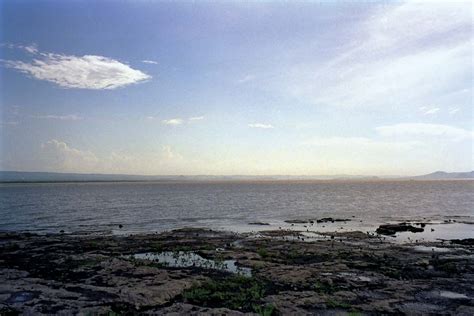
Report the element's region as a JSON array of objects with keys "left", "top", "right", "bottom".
[{"left": 1, "top": 180, "right": 472, "bottom": 239}]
